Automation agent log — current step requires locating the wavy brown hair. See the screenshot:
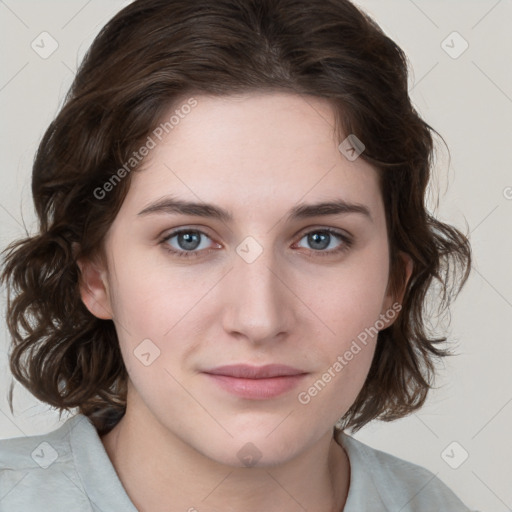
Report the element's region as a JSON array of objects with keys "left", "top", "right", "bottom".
[{"left": 1, "top": 0, "right": 471, "bottom": 437}]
